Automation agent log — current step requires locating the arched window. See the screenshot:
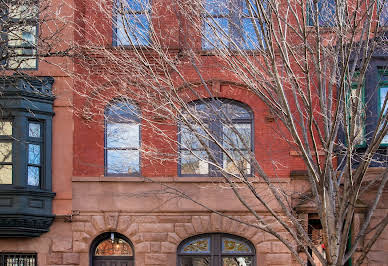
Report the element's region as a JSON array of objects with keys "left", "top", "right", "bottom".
[
  {"left": 90, "top": 232, "right": 134, "bottom": 266},
  {"left": 105, "top": 101, "right": 140, "bottom": 176},
  {"left": 177, "top": 233, "right": 256, "bottom": 266},
  {"left": 179, "top": 98, "right": 253, "bottom": 176}
]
